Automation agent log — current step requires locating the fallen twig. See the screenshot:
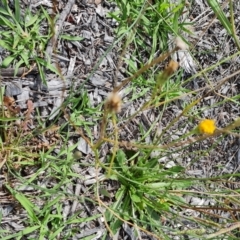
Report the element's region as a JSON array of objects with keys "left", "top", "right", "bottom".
[{"left": 0, "top": 66, "right": 38, "bottom": 78}]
